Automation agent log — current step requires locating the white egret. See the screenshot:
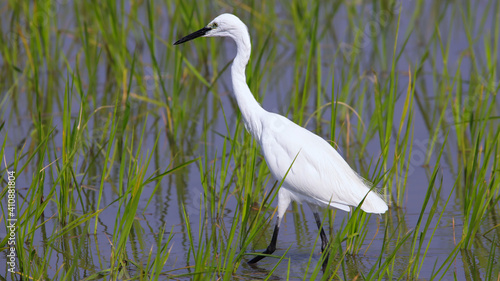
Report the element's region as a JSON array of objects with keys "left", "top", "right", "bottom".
[{"left": 174, "top": 13, "right": 388, "bottom": 265}]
